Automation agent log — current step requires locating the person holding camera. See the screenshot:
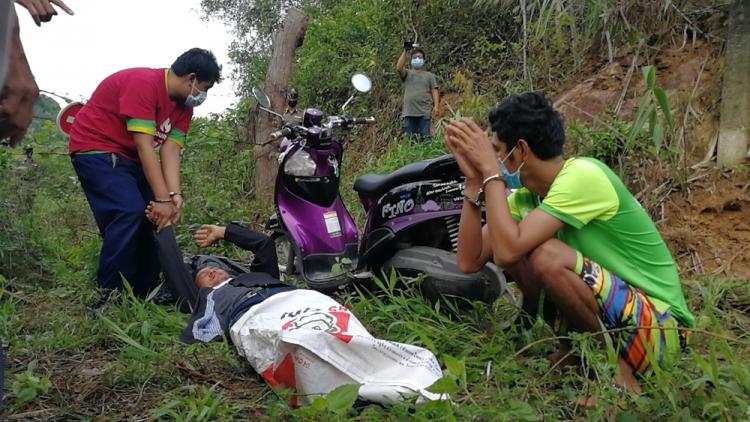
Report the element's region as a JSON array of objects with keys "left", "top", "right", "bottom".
[{"left": 396, "top": 40, "right": 439, "bottom": 142}]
